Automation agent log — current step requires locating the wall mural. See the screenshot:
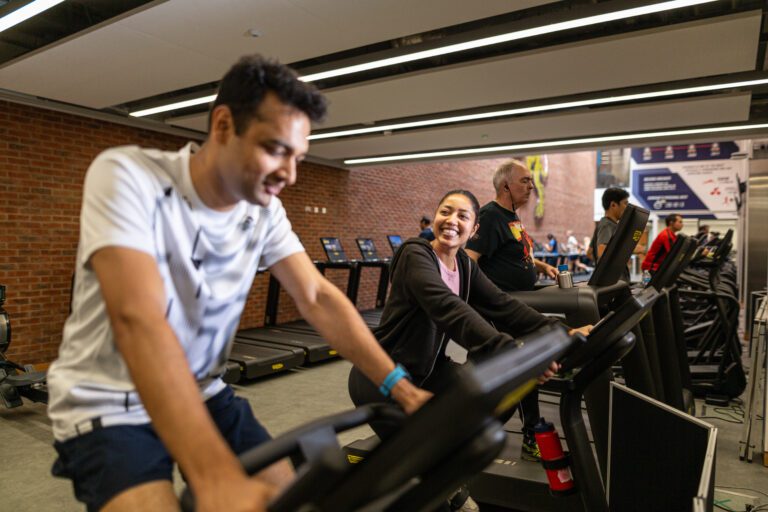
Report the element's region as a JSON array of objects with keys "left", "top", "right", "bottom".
[{"left": 525, "top": 155, "right": 548, "bottom": 220}]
